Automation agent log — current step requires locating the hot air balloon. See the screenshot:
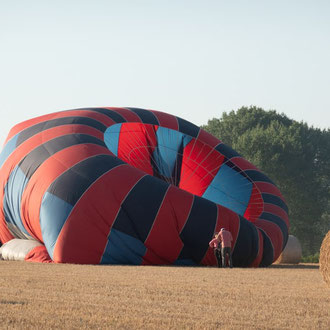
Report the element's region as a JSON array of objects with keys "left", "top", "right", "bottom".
[{"left": 0, "top": 107, "right": 289, "bottom": 266}]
